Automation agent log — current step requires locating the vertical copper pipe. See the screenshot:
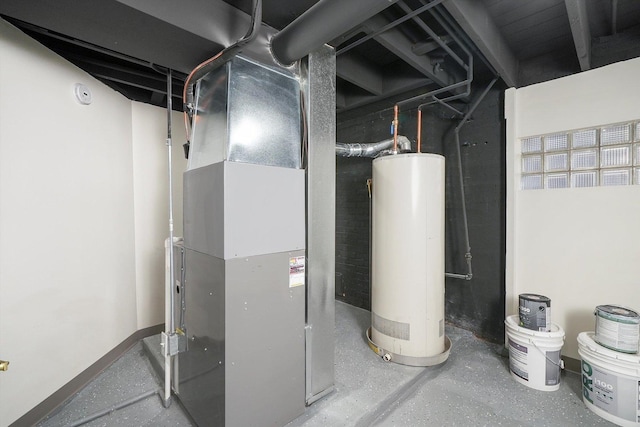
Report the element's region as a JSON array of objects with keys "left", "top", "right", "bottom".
[
  {"left": 393, "top": 105, "right": 399, "bottom": 152},
  {"left": 417, "top": 109, "right": 422, "bottom": 153}
]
